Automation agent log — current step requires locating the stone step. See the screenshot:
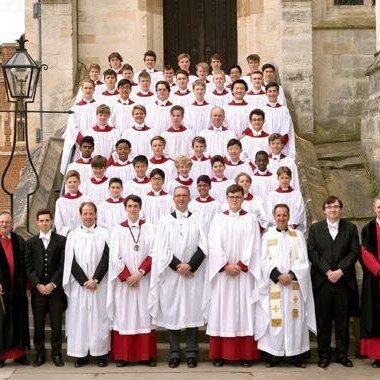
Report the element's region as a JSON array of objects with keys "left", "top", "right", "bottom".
[
  {"left": 314, "top": 140, "right": 363, "bottom": 161},
  {"left": 318, "top": 156, "right": 364, "bottom": 170}
]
